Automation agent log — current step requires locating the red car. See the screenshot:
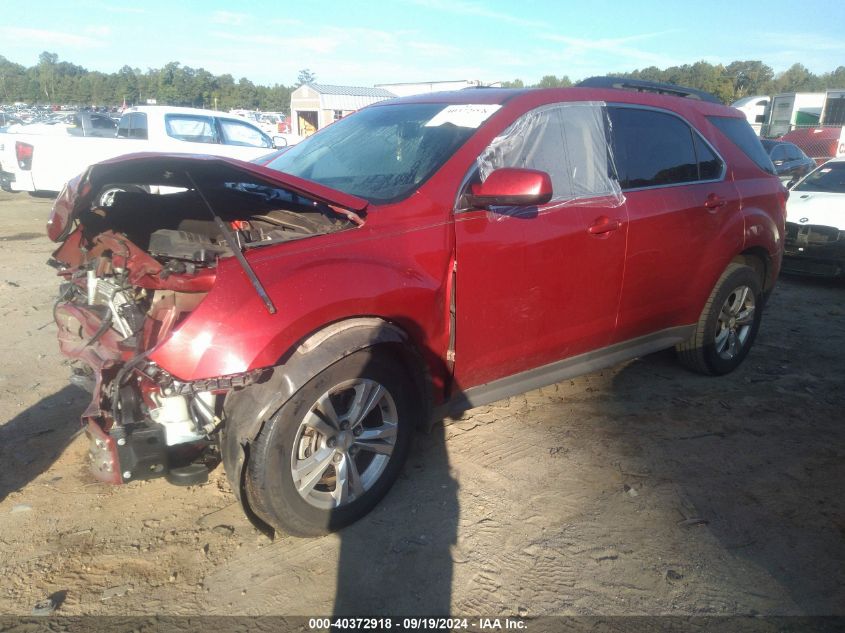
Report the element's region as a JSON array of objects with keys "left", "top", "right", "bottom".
[{"left": 47, "top": 79, "right": 785, "bottom": 536}]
